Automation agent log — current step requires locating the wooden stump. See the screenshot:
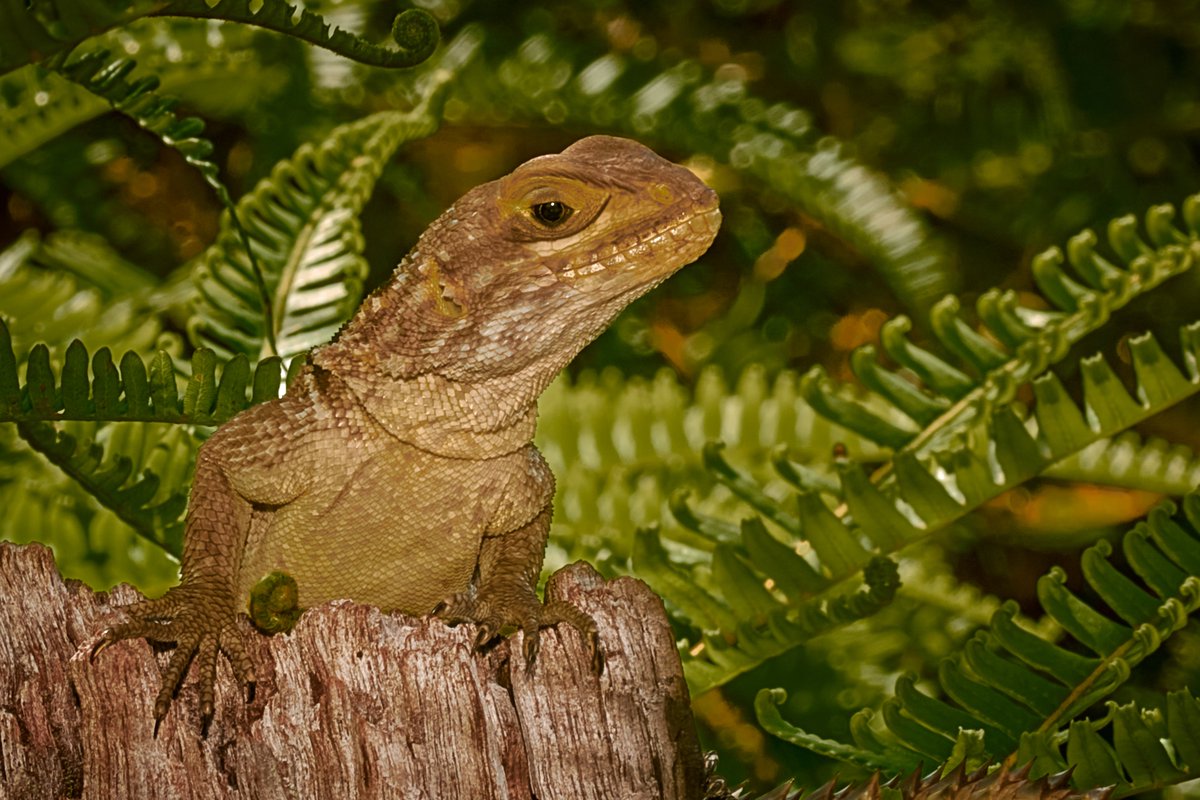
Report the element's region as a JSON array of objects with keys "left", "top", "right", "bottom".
[{"left": 0, "top": 542, "right": 705, "bottom": 799}]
